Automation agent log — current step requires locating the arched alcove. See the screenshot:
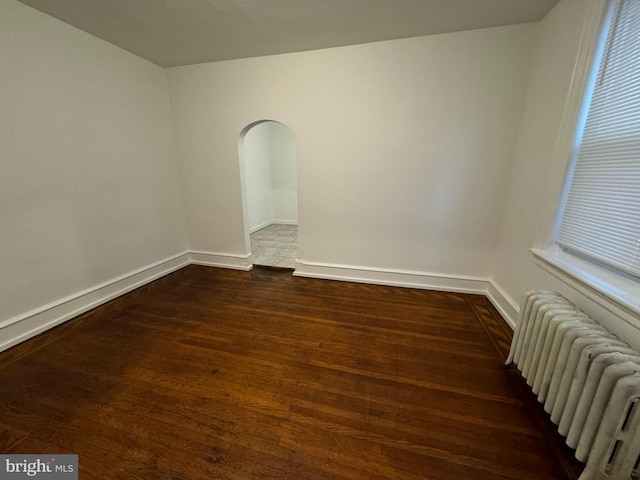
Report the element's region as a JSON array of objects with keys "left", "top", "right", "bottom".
[{"left": 238, "top": 120, "right": 298, "bottom": 269}]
